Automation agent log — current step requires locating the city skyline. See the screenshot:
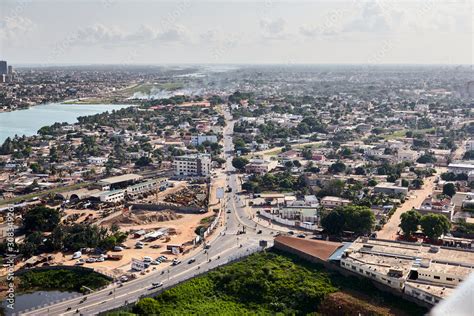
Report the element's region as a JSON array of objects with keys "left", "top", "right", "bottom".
[{"left": 0, "top": 0, "right": 472, "bottom": 65}]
